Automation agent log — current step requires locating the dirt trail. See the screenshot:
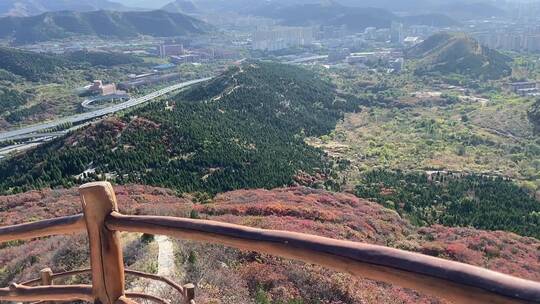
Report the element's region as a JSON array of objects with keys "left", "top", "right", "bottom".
[
  {"left": 130, "top": 235, "right": 176, "bottom": 301},
  {"left": 155, "top": 235, "right": 175, "bottom": 276}
]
